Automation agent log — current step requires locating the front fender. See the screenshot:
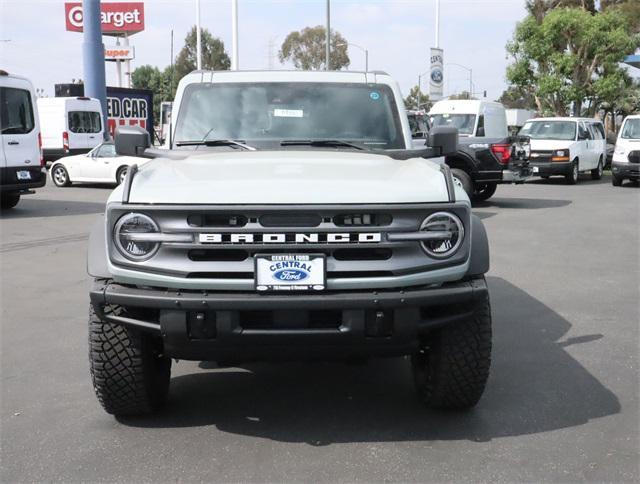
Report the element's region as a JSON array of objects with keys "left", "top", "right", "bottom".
[
  {"left": 466, "top": 214, "right": 490, "bottom": 277},
  {"left": 87, "top": 216, "right": 111, "bottom": 278}
]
